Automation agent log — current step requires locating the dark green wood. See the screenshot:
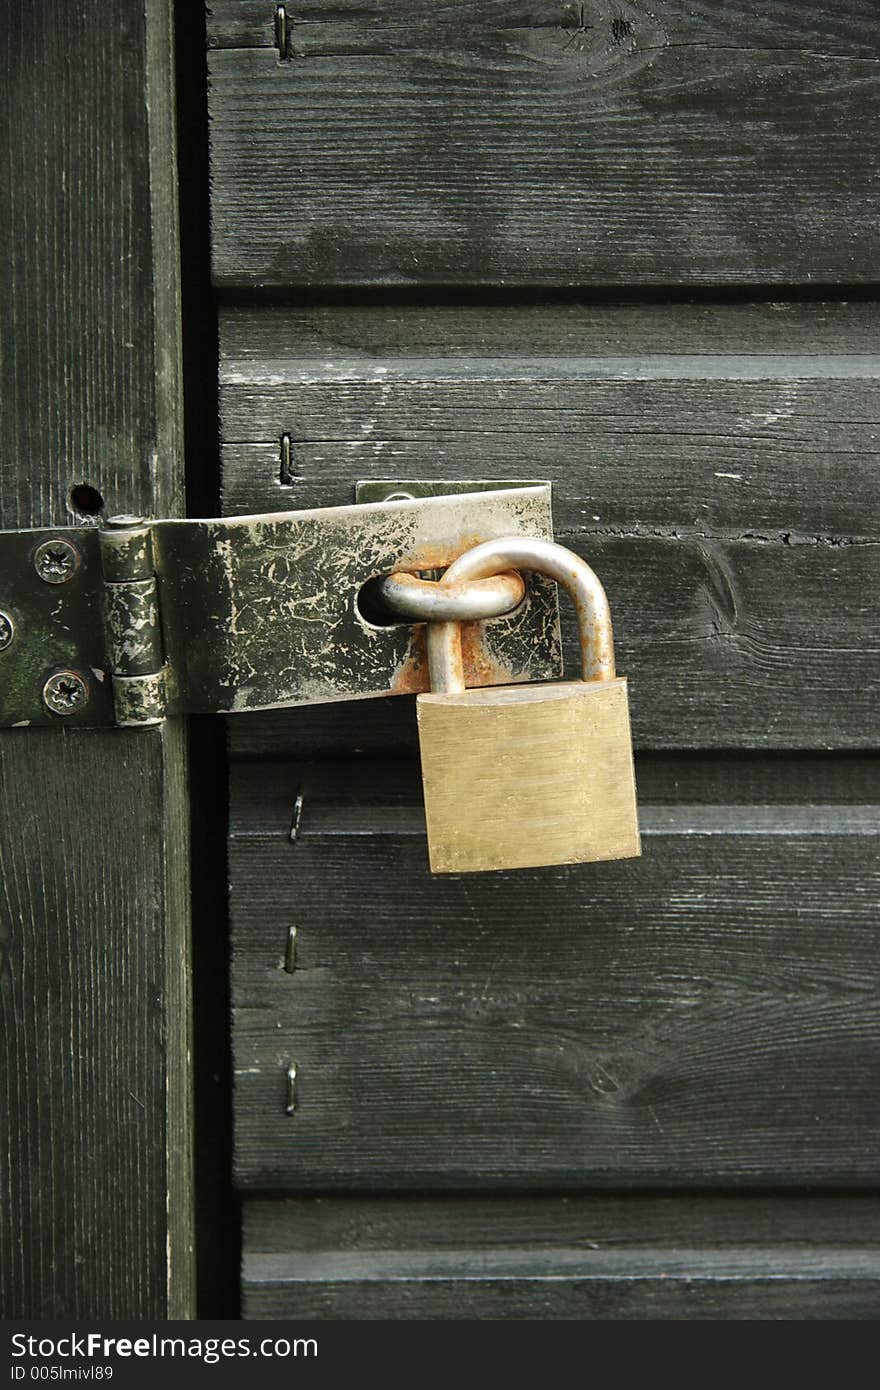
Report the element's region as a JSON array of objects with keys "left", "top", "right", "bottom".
[
  {"left": 2, "top": 6, "right": 183, "bottom": 527},
  {"left": 242, "top": 1195, "right": 880, "bottom": 1319},
  {"left": 0, "top": 0, "right": 193, "bottom": 1316},
  {"left": 229, "top": 760, "right": 880, "bottom": 1190},
  {"left": 219, "top": 302, "right": 880, "bottom": 750},
  {"left": 206, "top": 1, "right": 880, "bottom": 288},
  {"left": 223, "top": 534, "right": 880, "bottom": 751},
  {"left": 211, "top": 1, "right": 880, "bottom": 1322},
  {"left": 243, "top": 1266, "right": 880, "bottom": 1319},
  {"left": 231, "top": 690, "right": 880, "bottom": 761},
  {"left": 0, "top": 729, "right": 190, "bottom": 1316},
  {"left": 230, "top": 753, "right": 880, "bottom": 821},
  {"left": 221, "top": 302, "right": 880, "bottom": 360},
  {"left": 244, "top": 1192, "right": 880, "bottom": 1251}
]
